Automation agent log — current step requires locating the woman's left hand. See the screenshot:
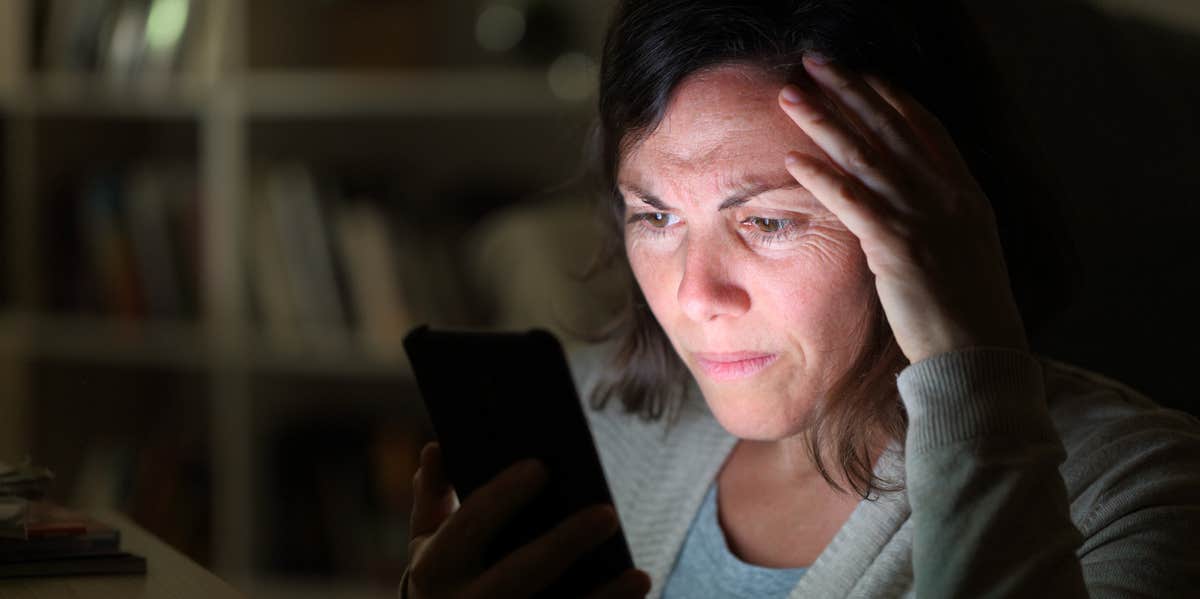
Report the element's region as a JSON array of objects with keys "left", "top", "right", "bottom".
[{"left": 778, "top": 55, "right": 1028, "bottom": 365}]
